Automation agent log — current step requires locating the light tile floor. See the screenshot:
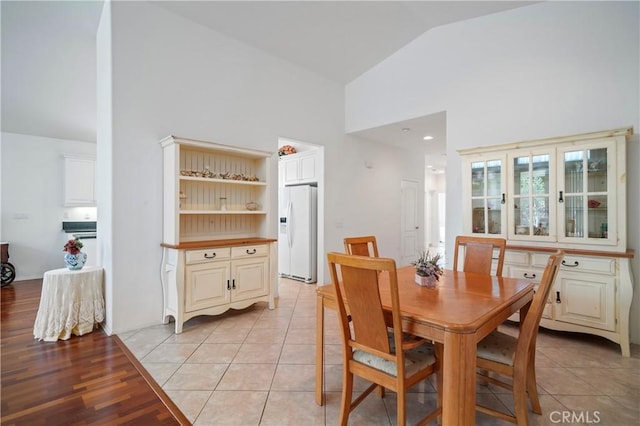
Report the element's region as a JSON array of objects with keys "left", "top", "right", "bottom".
[{"left": 119, "top": 278, "right": 640, "bottom": 425}]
